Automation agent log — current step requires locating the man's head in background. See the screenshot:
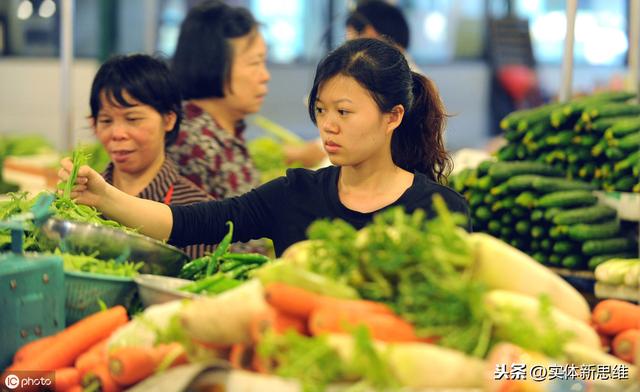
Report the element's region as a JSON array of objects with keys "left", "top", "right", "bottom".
[{"left": 345, "top": 0, "right": 410, "bottom": 51}]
